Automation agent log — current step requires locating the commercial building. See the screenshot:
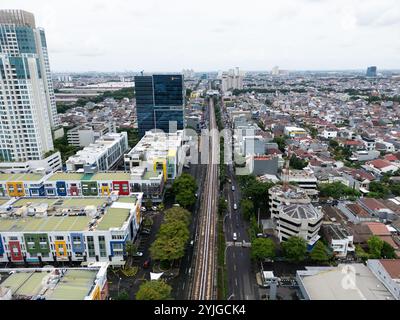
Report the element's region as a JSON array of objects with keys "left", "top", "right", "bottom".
[
  {"left": 124, "top": 130, "right": 184, "bottom": 182},
  {"left": 66, "top": 132, "right": 128, "bottom": 172},
  {"left": 247, "top": 155, "right": 278, "bottom": 176},
  {"left": 269, "top": 185, "right": 323, "bottom": 242},
  {"left": 0, "top": 151, "right": 62, "bottom": 174},
  {"left": 135, "top": 74, "right": 184, "bottom": 137},
  {"left": 279, "top": 169, "right": 318, "bottom": 196},
  {"left": 67, "top": 122, "right": 116, "bottom": 147},
  {"left": 284, "top": 126, "right": 308, "bottom": 138},
  {"left": 221, "top": 69, "right": 243, "bottom": 93},
  {"left": 366, "top": 66, "right": 377, "bottom": 77},
  {"left": 0, "top": 193, "right": 143, "bottom": 266},
  {"left": 297, "top": 263, "right": 395, "bottom": 300},
  {"left": 0, "top": 263, "right": 109, "bottom": 300},
  {"left": 0, "top": 10, "right": 59, "bottom": 167}
]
